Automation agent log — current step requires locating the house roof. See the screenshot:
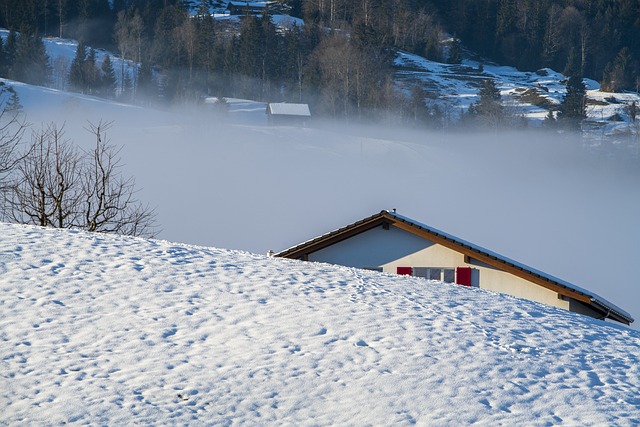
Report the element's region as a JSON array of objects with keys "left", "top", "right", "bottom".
[
  {"left": 228, "top": 1, "right": 272, "bottom": 8},
  {"left": 267, "top": 103, "right": 311, "bottom": 117},
  {"left": 275, "top": 210, "right": 634, "bottom": 325}
]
